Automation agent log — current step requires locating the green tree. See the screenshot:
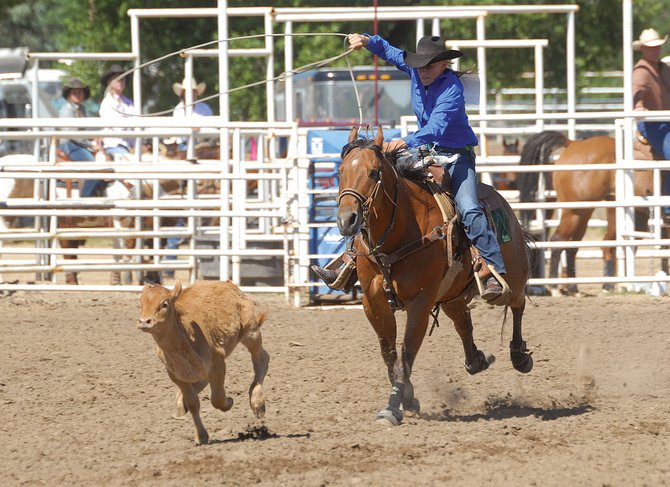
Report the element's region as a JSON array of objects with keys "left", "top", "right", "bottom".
[{"left": 2, "top": 0, "right": 669, "bottom": 120}]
